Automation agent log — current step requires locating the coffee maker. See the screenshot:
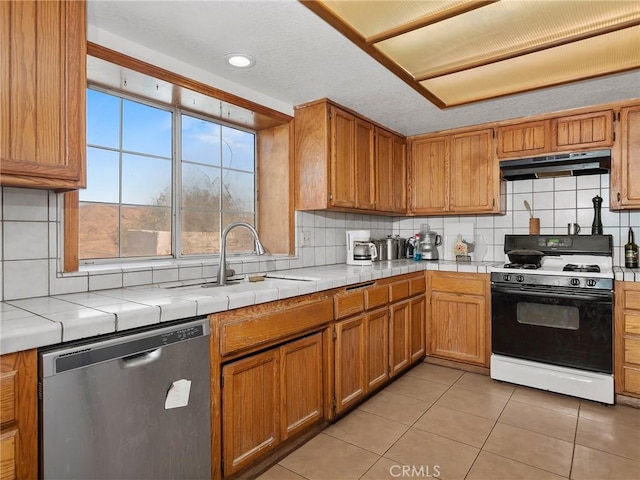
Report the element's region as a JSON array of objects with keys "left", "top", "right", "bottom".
[{"left": 346, "top": 230, "right": 377, "bottom": 266}]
